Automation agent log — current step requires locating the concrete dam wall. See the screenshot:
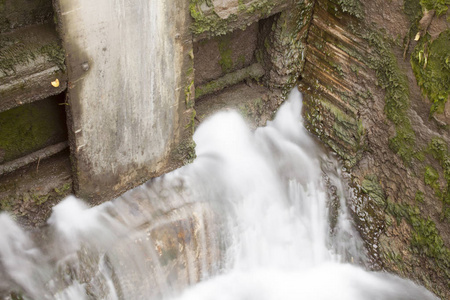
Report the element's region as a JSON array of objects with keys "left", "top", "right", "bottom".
[
  {"left": 1, "top": 0, "right": 449, "bottom": 298},
  {"left": 0, "top": 0, "right": 309, "bottom": 223}
]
